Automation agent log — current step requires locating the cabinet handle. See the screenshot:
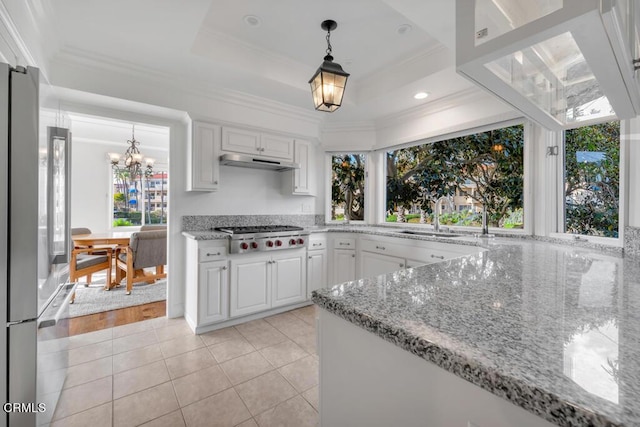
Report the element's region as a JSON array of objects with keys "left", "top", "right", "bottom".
[
  {"left": 222, "top": 266, "right": 227, "bottom": 270},
  {"left": 308, "top": 256, "right": 312, "bottom": 259},
  {"left": 375, "top": 246, "right": 386, "bottom": 250},
  {"left": 339, "top": 242, "right": 350, "bottom": 246},
  {"left": 313, "top": 243, "right": 321, "bottom": 247},
  {"left": 206, "top": 252, "right": 221, "bottom": 256},
  {"left": 214, "top": 181, "right": 218, "bottom": 185},
  {"left": 431, "top": 254, "right": 445, "bottom": 259},
  {"left": 400, "top": 263, "right": 404, "bottom": 268},
  {"left": 351, "top": 254, "right": 355, "bottom": 258}
]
